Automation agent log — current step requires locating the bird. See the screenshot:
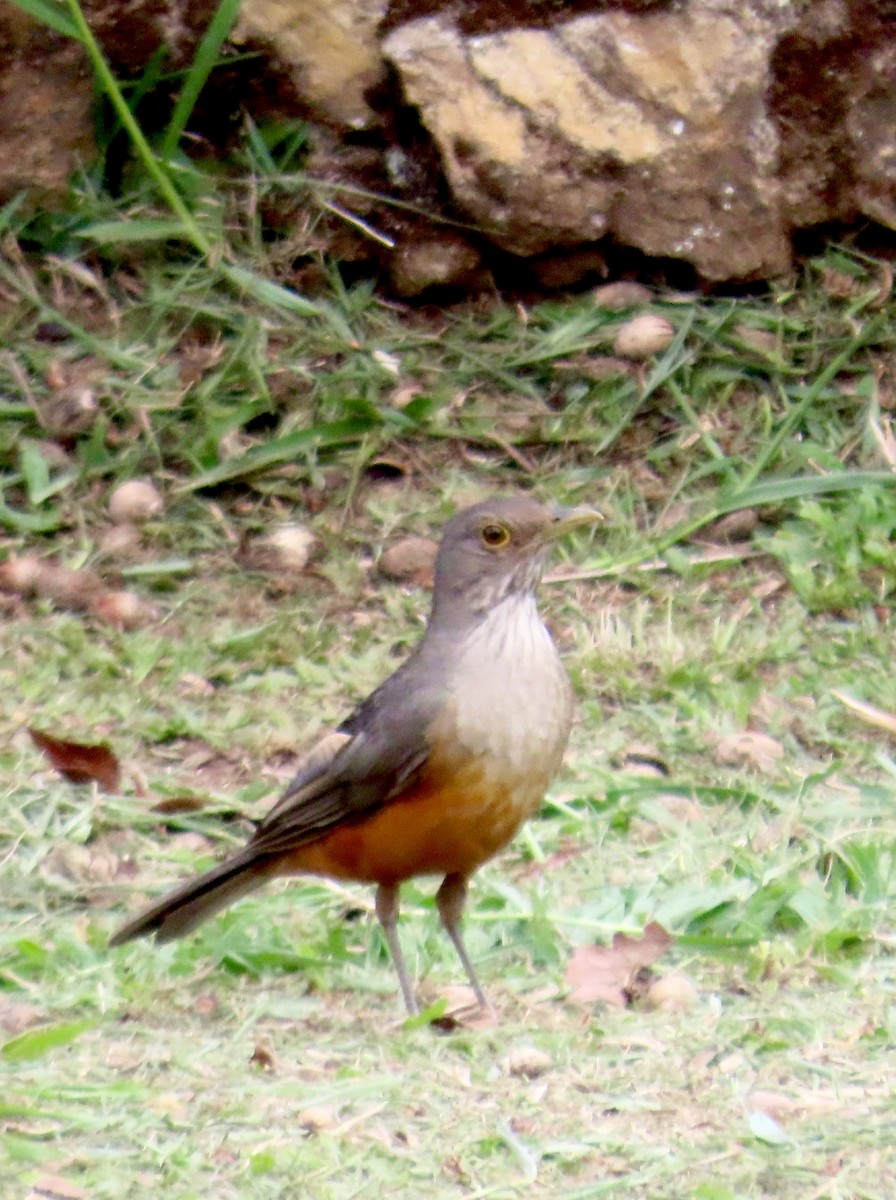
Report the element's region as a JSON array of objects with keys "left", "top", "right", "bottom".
[{"left": 110, "top": 495, "right": 599, "bottom": 1014}]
